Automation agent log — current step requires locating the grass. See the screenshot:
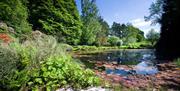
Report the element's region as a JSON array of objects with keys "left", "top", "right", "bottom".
[
  {"left": 174, "top": 58, "right": 180, "bottom": 67},
  {"left": 73, "top": 42, "right": 152, "bottom": 52}
]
